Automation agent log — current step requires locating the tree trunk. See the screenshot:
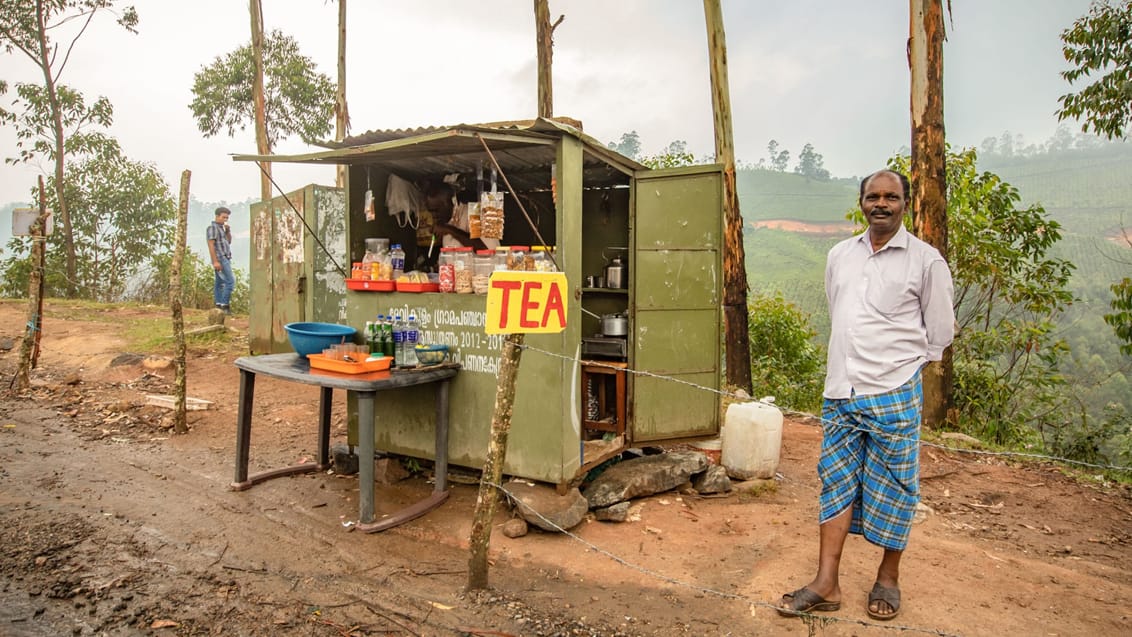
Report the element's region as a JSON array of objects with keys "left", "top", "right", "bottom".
[
  {"left": 466, "top": 333, "right": 524, "bottom": 590},
  {"left": 171, "top": 171, "right": 191, "bottom": 435},
  {"left": 909, "top": 0, "right": 951, "bottom": 428},
  {"left": 14, "top": 178, "right": 50, "bottom": 392},
  {"left": 534, "top": 0, "right": 553, "bottom": 119},
  {"left": 33, "top": 0, "right": 76, "bottom": 297},
  {"left": 703, "top": 0, "right": 752, "bottom": 395},
  {"left": 335, "top": 0, "right": 348, "bottom": 189},
  {"left": 250, "top": 0, "right": 271, "bottom": 201}
]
